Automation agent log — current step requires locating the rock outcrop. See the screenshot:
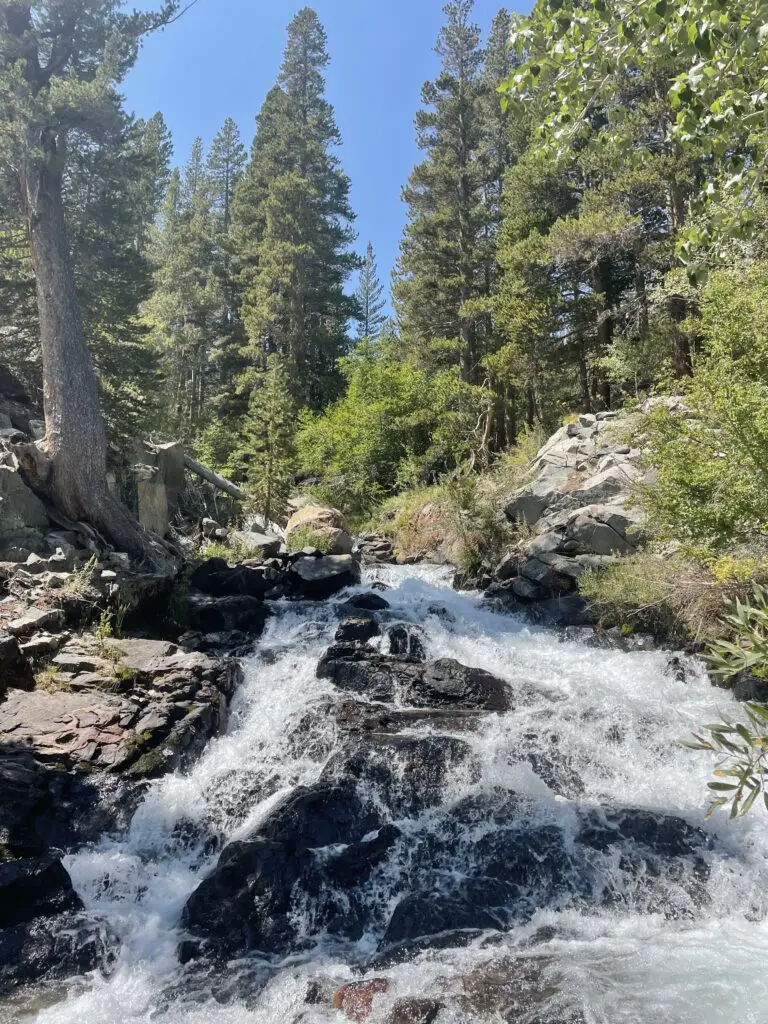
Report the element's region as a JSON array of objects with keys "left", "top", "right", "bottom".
[{"left": 491, "top": 413, "right": 647, "bottom": 605}]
